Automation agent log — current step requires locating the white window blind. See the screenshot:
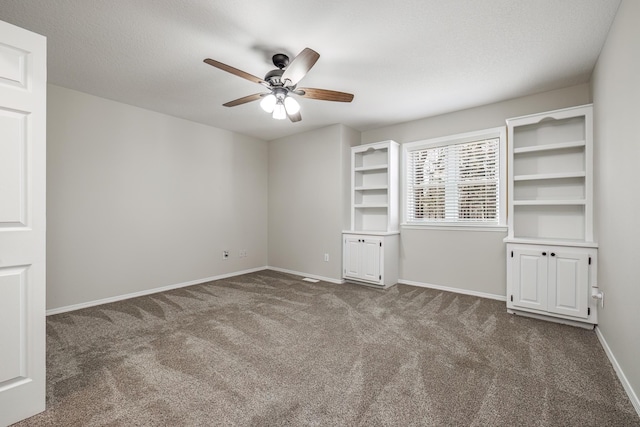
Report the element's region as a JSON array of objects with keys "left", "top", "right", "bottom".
[{"left": 406, "top": 137, "right": 500, "bottom": 224}]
